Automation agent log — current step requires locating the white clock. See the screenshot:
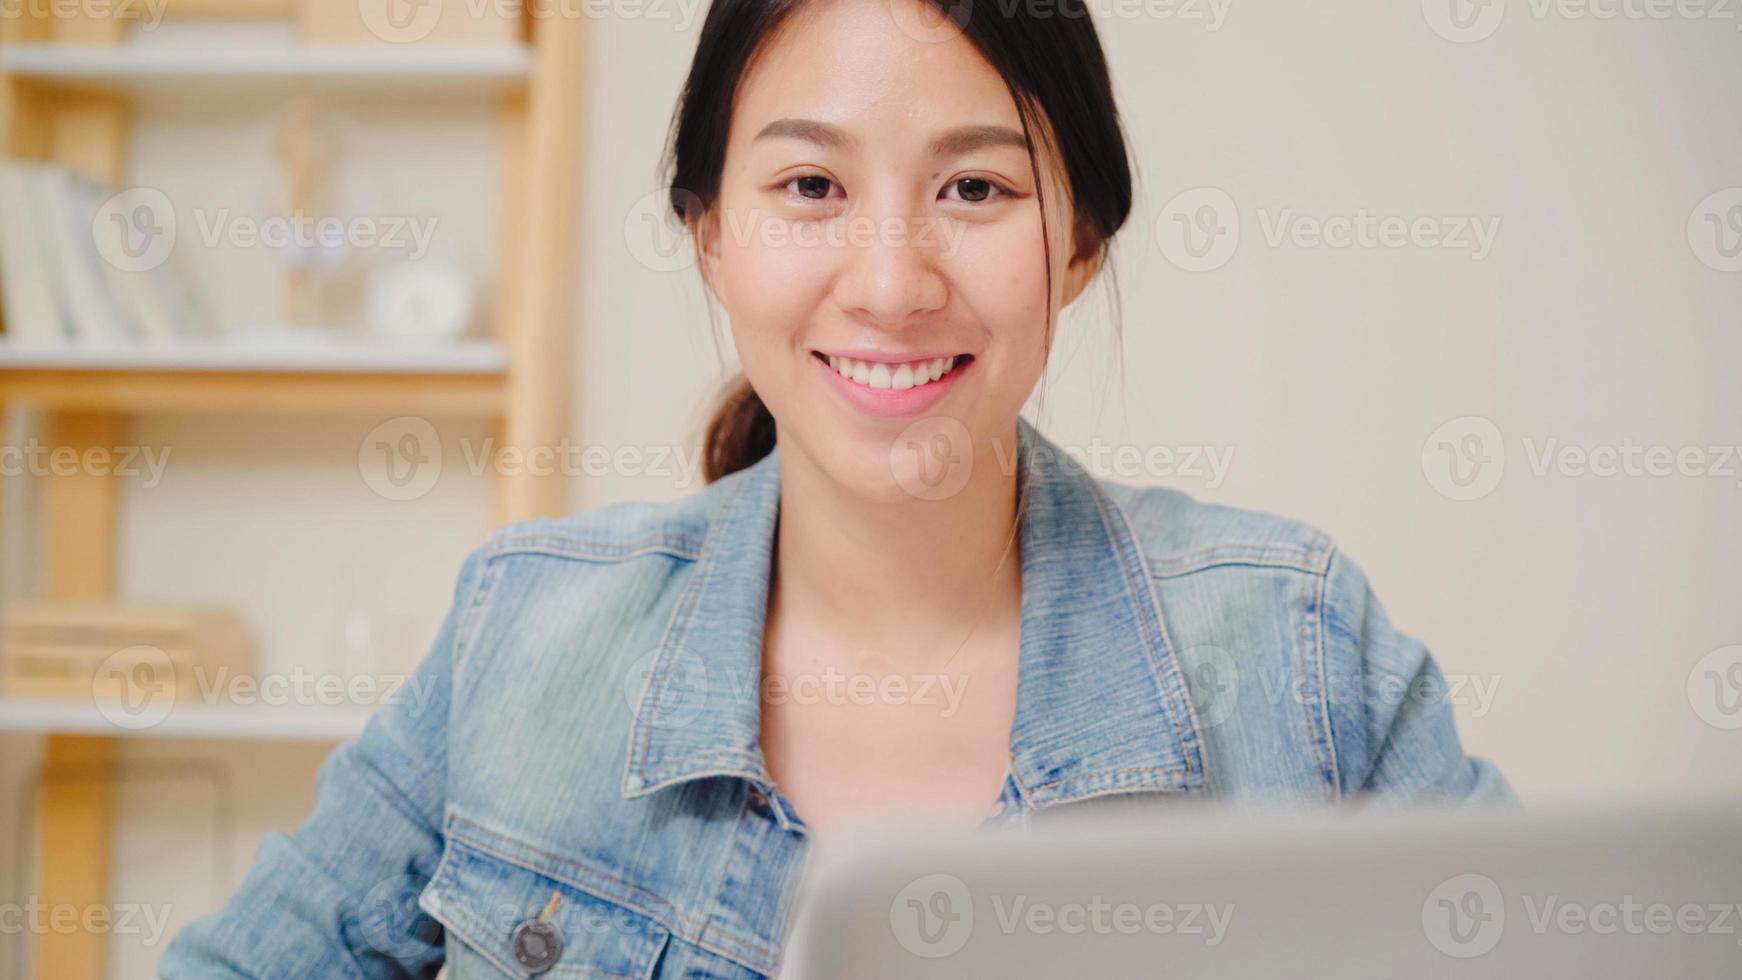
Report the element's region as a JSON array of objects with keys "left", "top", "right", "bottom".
[{"left": 367, "top": 260, "right": 474, "bottom": 341}]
